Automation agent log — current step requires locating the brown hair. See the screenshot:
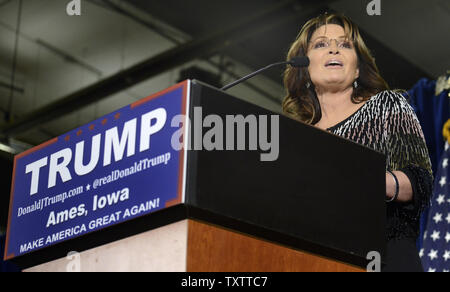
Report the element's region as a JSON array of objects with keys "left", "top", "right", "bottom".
[{"left": 282, "top": 13, "right": 389, "bottom": 124}]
